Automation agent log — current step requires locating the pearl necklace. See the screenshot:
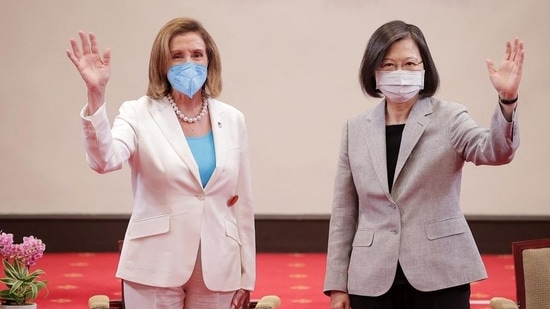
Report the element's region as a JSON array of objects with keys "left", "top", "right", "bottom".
[{"left": 167, "top": 94, "right": 208, "bottom": 124}]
